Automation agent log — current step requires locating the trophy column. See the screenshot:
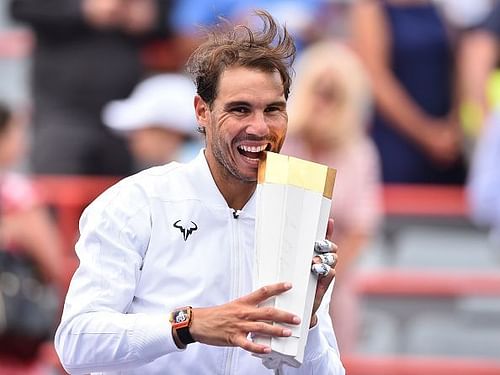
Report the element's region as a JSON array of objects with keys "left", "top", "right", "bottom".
[{"left": 253, "top": 151, "right": 336, "bottom": 369}]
